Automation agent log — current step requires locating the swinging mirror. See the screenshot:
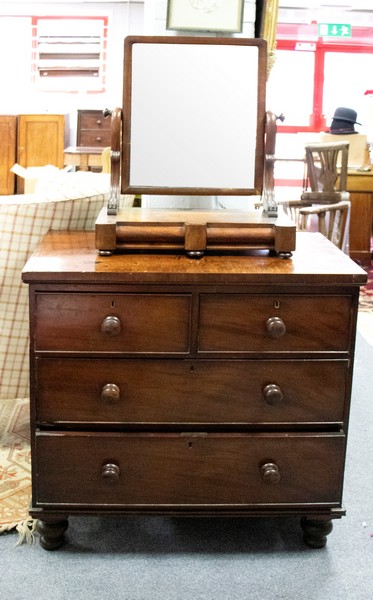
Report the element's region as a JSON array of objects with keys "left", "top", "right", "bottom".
[{"left": 121, "top": 36, "right": 267, "bottom": 196}]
